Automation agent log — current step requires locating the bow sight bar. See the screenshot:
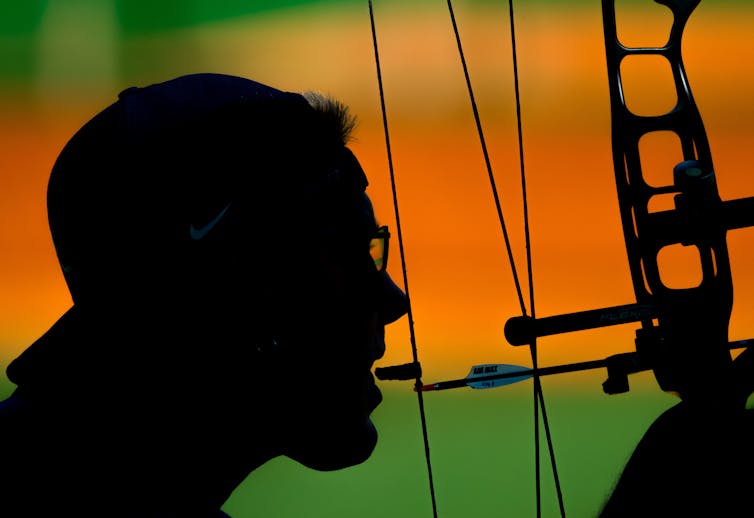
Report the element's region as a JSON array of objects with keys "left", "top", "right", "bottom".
[{"left": 504, "top": 296, "right": 753, "bottom": 395}]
